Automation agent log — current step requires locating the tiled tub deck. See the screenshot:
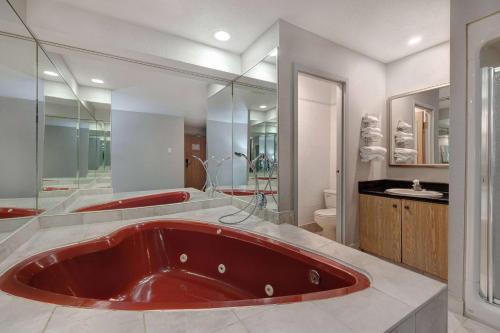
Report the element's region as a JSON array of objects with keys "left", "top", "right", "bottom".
[{"left": 0, "top": 205, "right": 446, "bottom": 333}]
